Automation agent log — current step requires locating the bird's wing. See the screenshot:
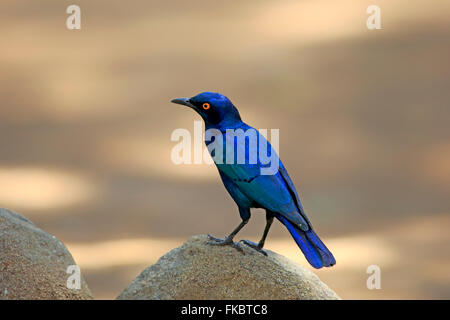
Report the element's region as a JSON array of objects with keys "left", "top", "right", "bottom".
[
  {"left": 277, "top": 164, "right": 312, "bottom": 228},
  {"left": 213, "top": 127, "right": 310, "bottom": 230}
]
